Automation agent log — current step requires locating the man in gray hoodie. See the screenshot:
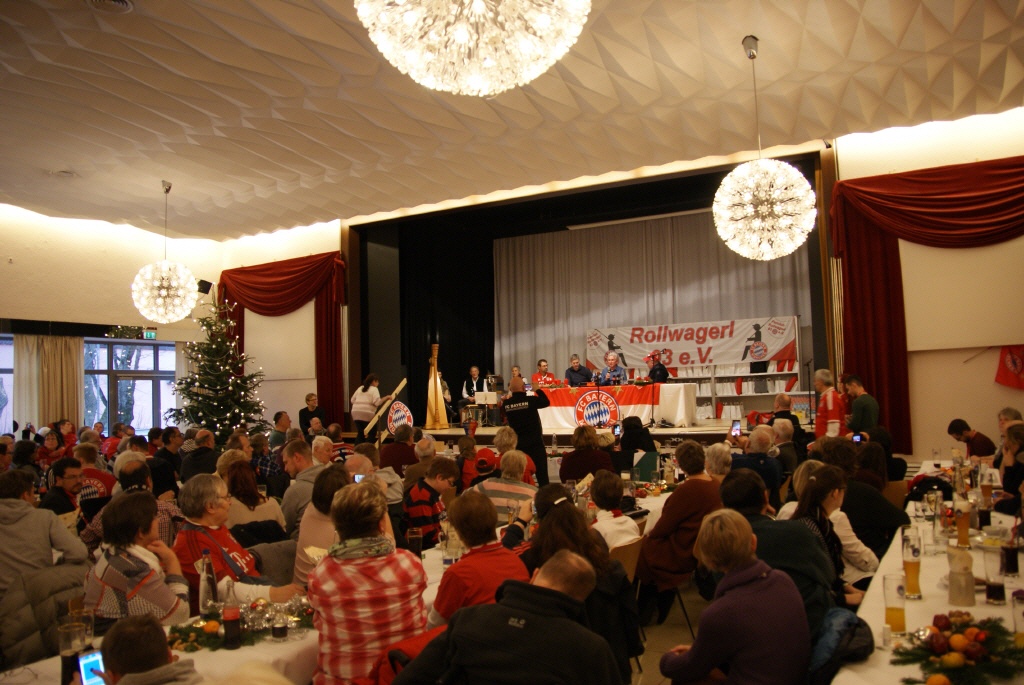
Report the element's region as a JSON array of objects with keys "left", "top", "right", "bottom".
[{"left": 0, "top": 469, "right": 87, "bottom": 596}]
